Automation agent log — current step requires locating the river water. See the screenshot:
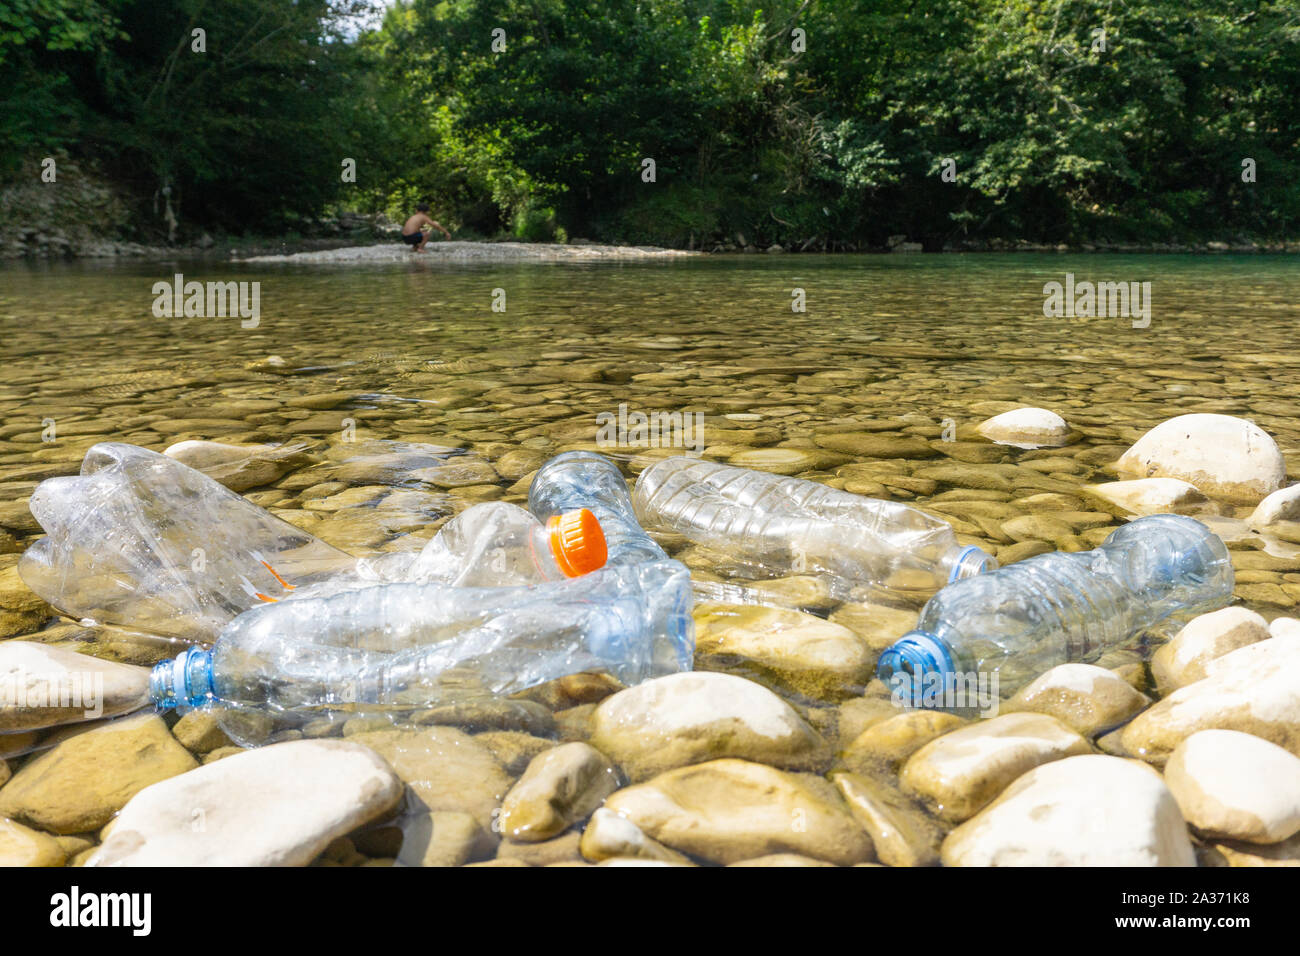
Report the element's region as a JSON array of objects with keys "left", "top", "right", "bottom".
[{"left": 2, "top": 252, "right": 1299, "bottom": 638}]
